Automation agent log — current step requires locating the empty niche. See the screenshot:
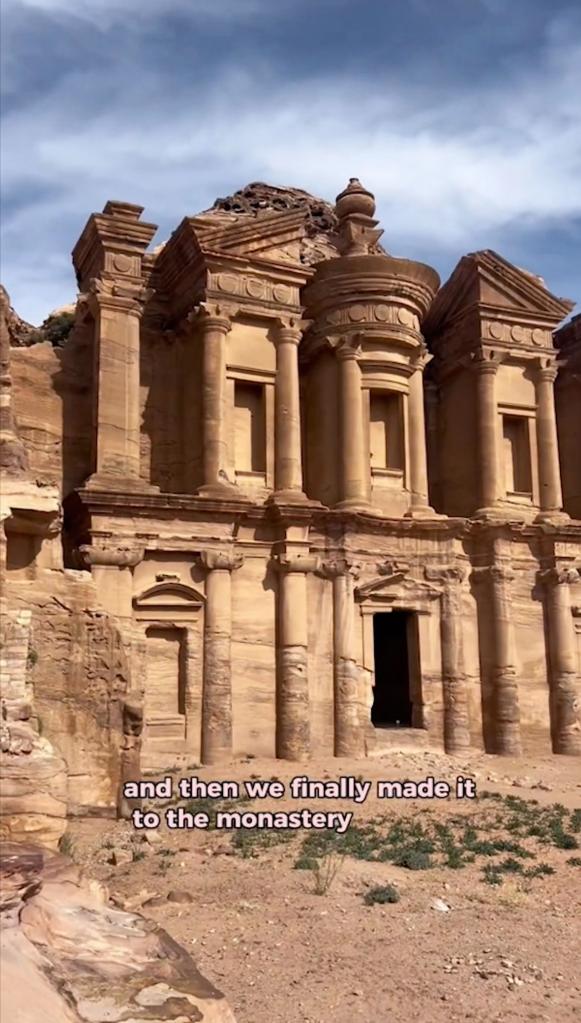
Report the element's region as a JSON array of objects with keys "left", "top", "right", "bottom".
[
  {"left": 370, "top": 391, "right": 405, "bottom": 472},
  {"left": 234, "top": 381, "right": 266, "bottom": 474}
]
